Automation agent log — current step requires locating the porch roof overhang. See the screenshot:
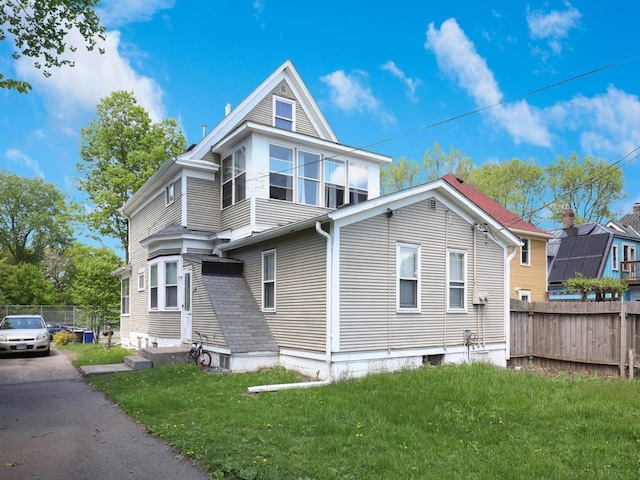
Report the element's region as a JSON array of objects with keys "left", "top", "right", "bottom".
[{"left": 111, "top": 264, "right": 132, "bottom": 276}]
